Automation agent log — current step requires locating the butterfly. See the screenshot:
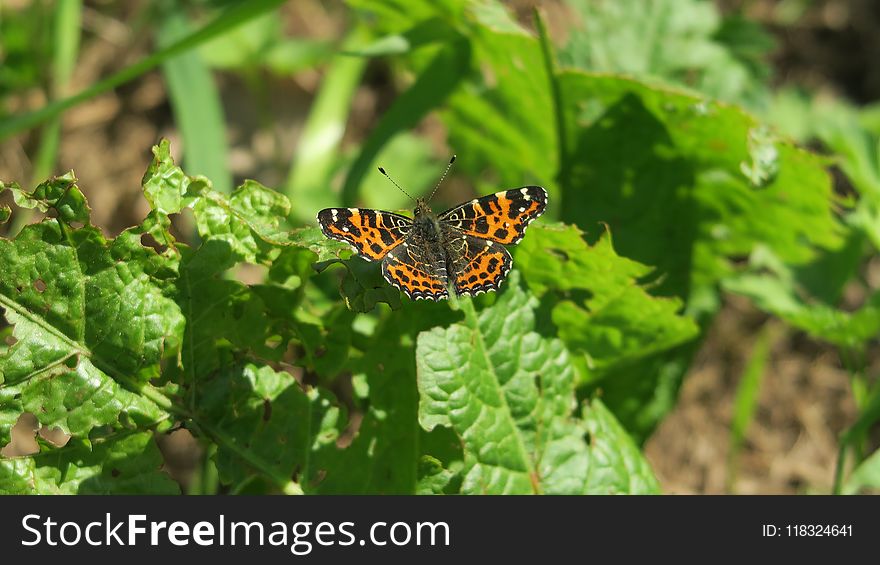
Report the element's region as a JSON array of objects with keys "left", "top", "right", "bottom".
[{"left": 316, "top": 159, "right": 547, "bottom": 301}]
